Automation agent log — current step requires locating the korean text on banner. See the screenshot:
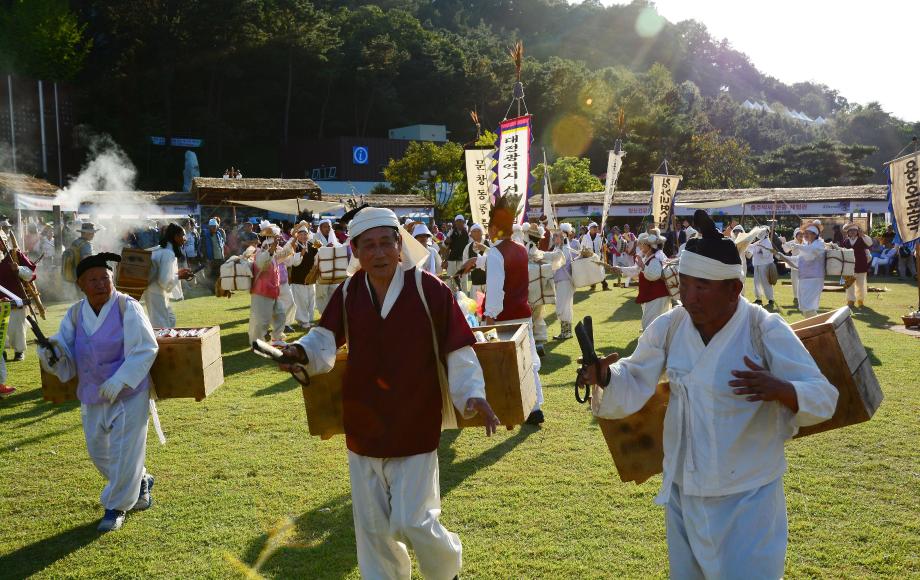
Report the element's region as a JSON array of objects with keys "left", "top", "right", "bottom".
[
  {"left": 650, "top": 174, "right": 682, "bottom": 231},
  {"left": 886, "top": 152, "right": 920, "bottom": 243},
  {"left": 601, "top": 150, "right": 624, "bottom": 229},
  {"left": 497, "top": 115, "right": 532, "bottom": 224},
  {"left": 465, "top": 147, "right": 495, "bottom": 231}
]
